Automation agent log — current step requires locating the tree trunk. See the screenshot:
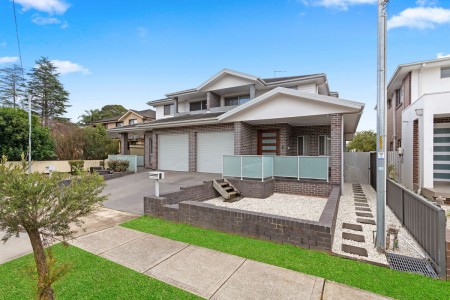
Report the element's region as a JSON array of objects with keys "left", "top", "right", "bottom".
[{"left": 27, "top": 229, "right": 55, "bottom": 300}]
